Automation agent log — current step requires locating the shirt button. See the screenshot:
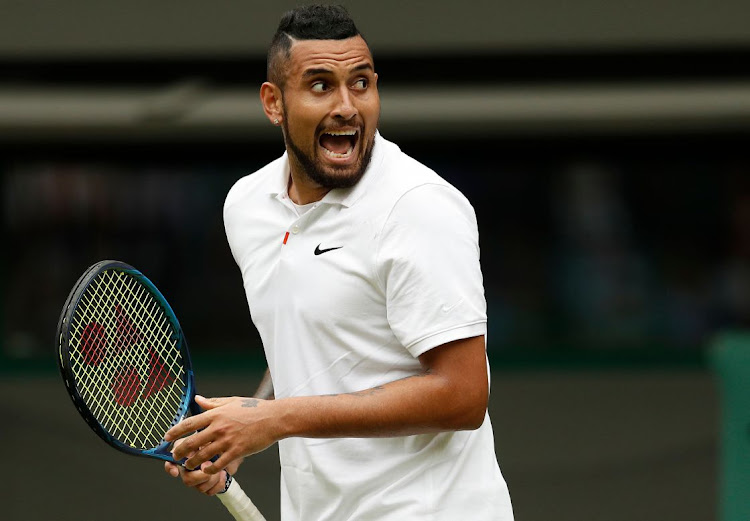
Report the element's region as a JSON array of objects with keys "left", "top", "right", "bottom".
[{"left": 291, "top": 225, "right": 300, "bottom": 234}]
